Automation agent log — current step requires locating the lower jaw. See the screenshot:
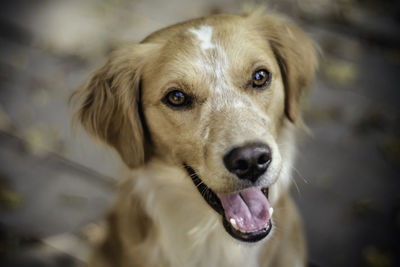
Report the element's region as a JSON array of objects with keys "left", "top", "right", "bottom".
[{"left": 183, "top": 164, "right": 273, "bottom": 243}]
